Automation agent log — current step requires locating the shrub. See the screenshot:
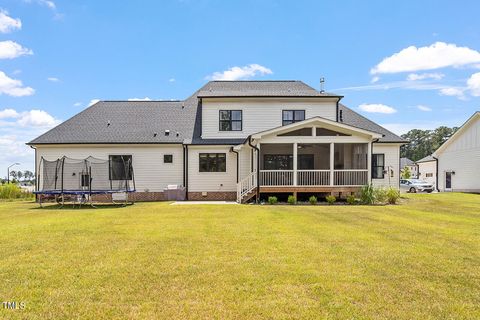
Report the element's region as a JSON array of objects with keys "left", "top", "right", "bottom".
[
  {"left": 0, "top": 183, "right": 34, "bottom": 200},
  {"left": 325, "top": 195, "right": 336, "bottom": 205},
  {"left": 346, "top": 194, "right": 356, "bottom": 205},
  {"left": 309, "top": 195, "right": 317, "bottom": 205},
  {"left": 386, "top": 187, "right": 400, "bottom": 204},
  {"left": 374, "top": 187, "right": 388, "bottom": 204},
  {"left": 360, "top": 184, "right": 375, "bottom": 205},
  {"left": 287, "top": 195, "right": 296, "bottom": 205},
  {"left": 268, "top": 196, "right": 278, "bottom": 205}
]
